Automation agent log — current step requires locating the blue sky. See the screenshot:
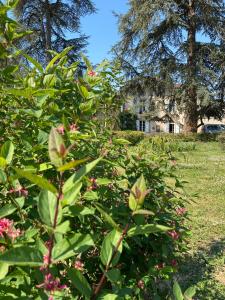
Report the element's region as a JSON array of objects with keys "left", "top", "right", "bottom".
[{"left": 80, "top": 1, "right": 128, "bottom": 64}]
